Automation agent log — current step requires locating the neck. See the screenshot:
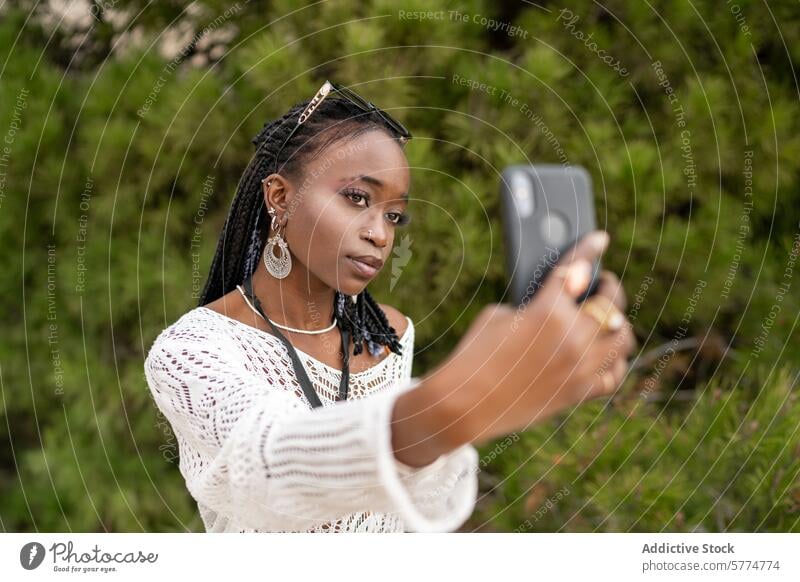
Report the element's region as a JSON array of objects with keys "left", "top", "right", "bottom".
[{"left": 249, "top": 253, "right": 337, "bottom": 331}]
